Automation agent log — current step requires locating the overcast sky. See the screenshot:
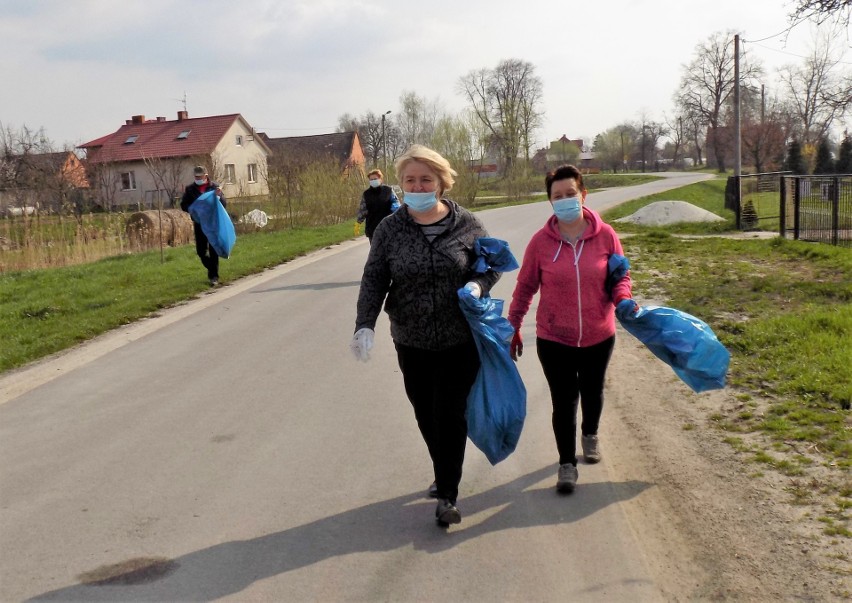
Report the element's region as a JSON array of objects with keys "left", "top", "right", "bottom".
[{"left": 1, "top": 0, "right": 846, "bottom": 152}]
